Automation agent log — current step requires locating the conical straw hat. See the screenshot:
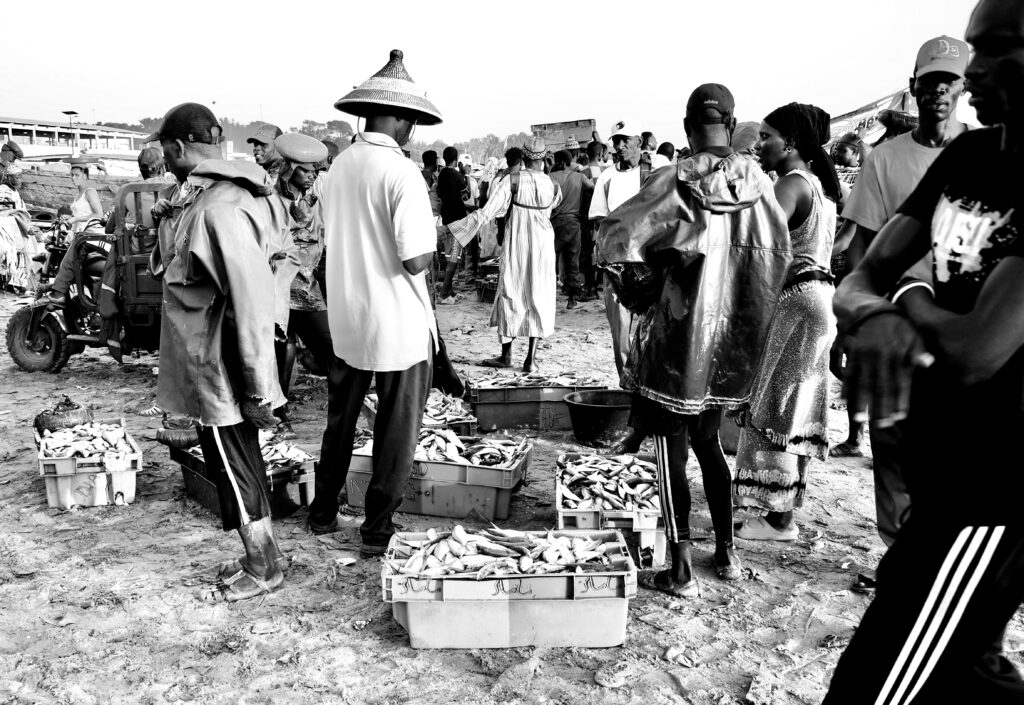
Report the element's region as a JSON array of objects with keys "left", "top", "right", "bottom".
[{"left": 335, "top": 49, "right": 443, "bottom": 126}]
